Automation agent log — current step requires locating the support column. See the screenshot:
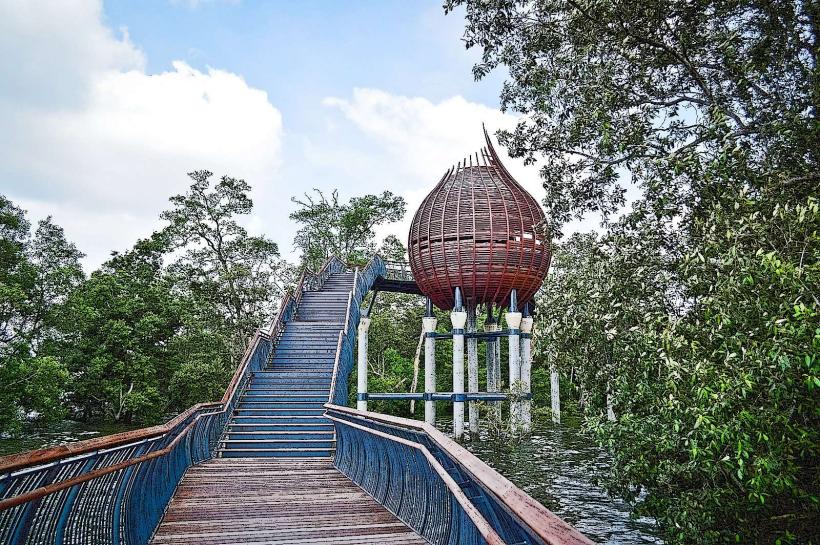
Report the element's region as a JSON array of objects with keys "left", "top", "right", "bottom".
[
  {"left": 550, "top": 354, "right": 561, "bottom": 423},
  {"left": 451, "top": 288, "right": 467, "bottom": 440},
  {"left": 485, "top": 305, "right": 501, "bottom": 422},
  {"left": 357, "top": 317, "right": 370, "bottom": 411},
  {"left": 423, "top": 299, "right": 437, "bottom": 426},
  {"left": 506, "top": 290, "right": 523, "bottom": 433},
  {"left": 520, "top": 309, "right": 533, "bottom": 432},
  {"left": 467, "top": 306, "right": 479, "bottom": 436},
  {"left": 607, "top": 383, "right": 616, "bottom": 422}
]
